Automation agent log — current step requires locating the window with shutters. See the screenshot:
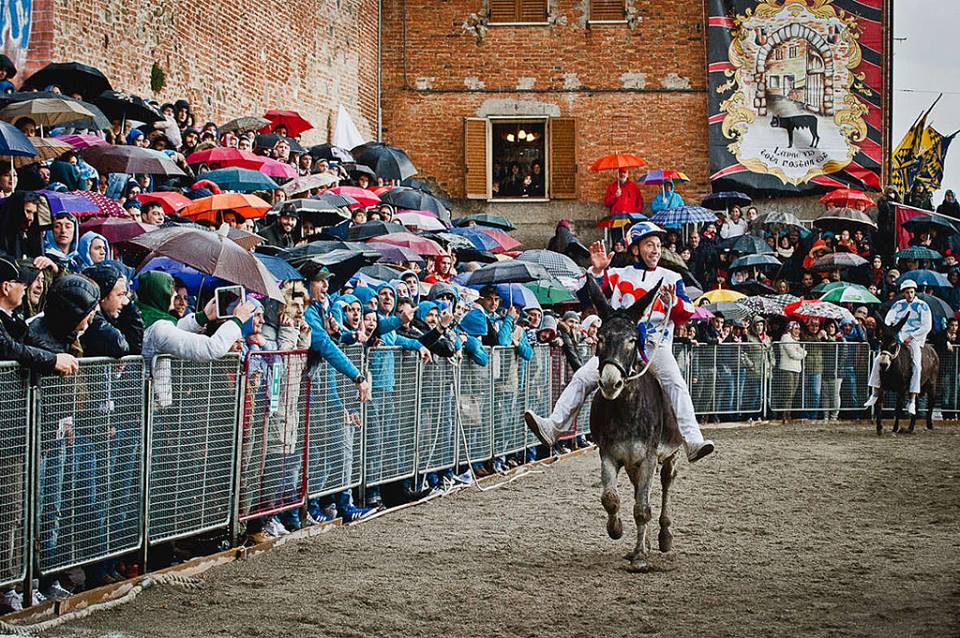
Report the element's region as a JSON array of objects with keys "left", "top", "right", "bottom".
[
  {"left": 489, "top": 0, "right": 548, "bottom": 24},
  {"left": 589, "top": 0, "right": 626, "bottom": 23}
]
